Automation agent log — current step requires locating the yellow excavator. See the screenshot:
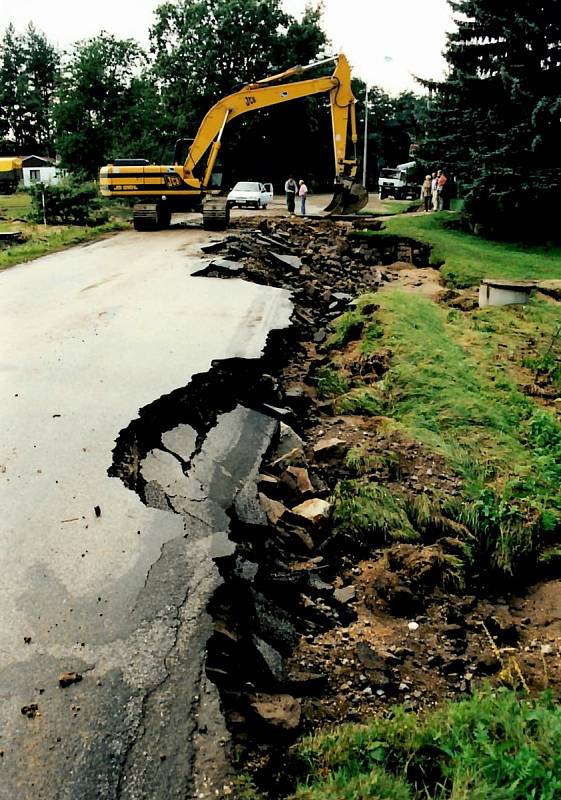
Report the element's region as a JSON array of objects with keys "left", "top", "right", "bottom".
[{"left": 99, "top": 53, "right": 368, "bottom": 231}]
